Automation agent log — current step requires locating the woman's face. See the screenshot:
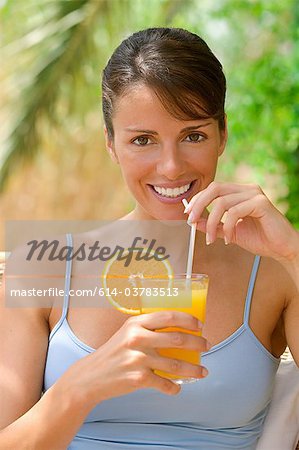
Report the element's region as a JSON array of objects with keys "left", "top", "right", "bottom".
[{"left": 104, "top": 84, "right": 227, "bottom": 220}]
